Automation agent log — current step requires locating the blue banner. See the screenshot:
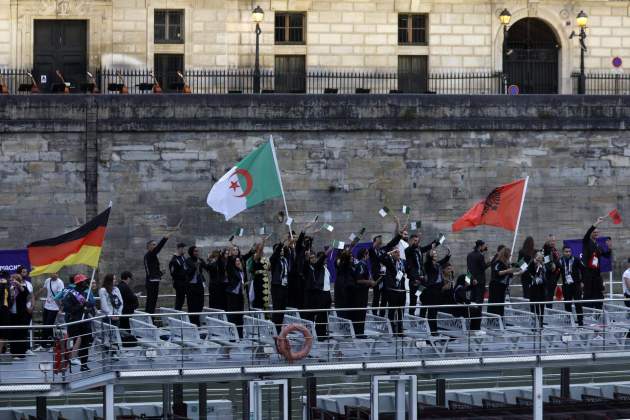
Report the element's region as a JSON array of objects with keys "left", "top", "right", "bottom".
[
  {"left": 563, "top": 237, "right": 612, "bottom": 273},
  {"left": 0, "top": 249, "right": 30, "bottom": 274}
]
